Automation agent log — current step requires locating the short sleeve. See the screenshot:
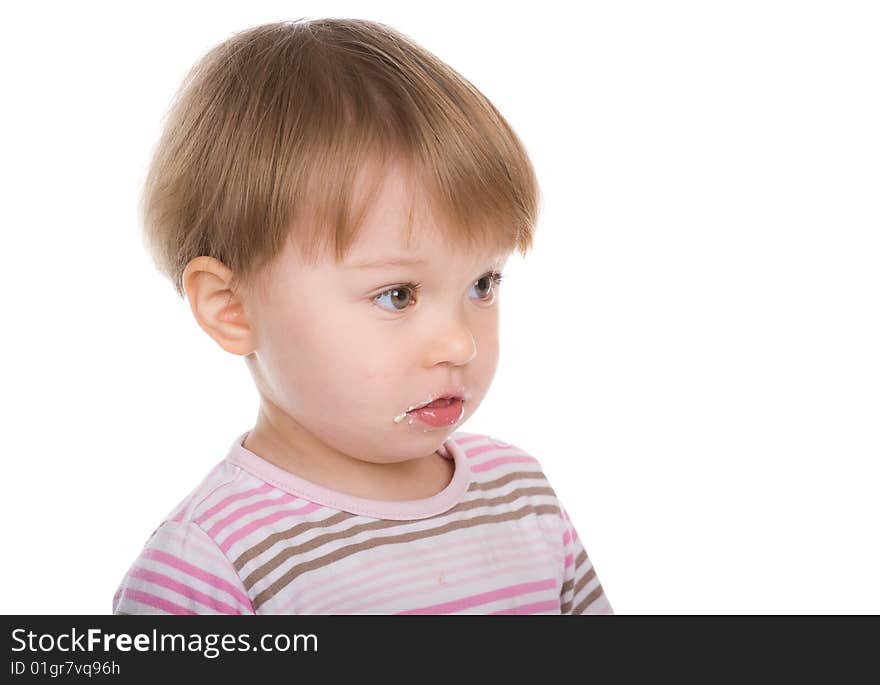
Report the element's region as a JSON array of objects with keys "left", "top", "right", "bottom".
[
  {"left": 559, "top": 505, "right": 613, "bottom": 615},
  {"left": 112, "top": 520, "right": 255, "bottom": 615}
]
